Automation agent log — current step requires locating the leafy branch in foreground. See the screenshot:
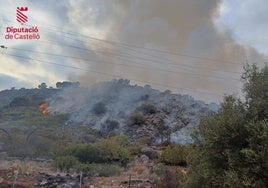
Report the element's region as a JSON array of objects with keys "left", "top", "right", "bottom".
[{"left": 185, "top": 65, "right": 268, "bottom": 188}]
